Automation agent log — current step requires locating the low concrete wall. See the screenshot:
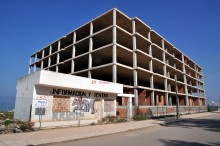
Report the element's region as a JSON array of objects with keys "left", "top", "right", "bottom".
[
  {"left": 34, "top": 119, "right": 98, "bottom": 129},
  {"left": 117, "top": 106, "right": 208, "bottom": 118}
]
